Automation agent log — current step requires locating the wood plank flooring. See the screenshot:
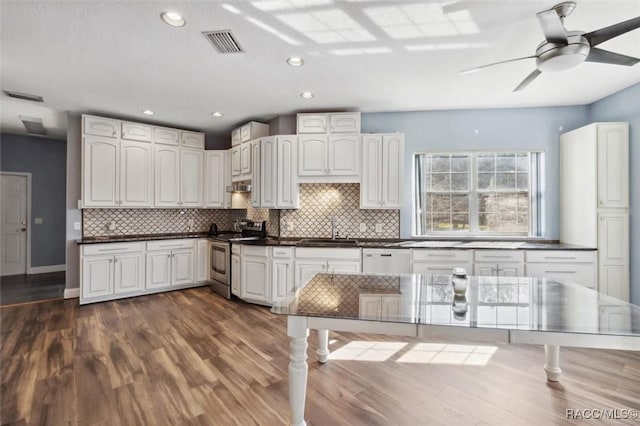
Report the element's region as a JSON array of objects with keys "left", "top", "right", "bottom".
[{"left": 1, "top": 287, "right": 639, "bottom": 425}]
